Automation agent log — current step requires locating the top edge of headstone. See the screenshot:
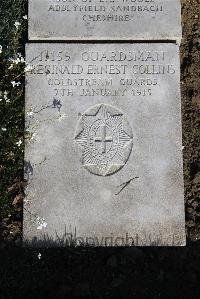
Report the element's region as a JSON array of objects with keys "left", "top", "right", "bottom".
[{"left": 28, "top": 0, "right": 182, "bottom": 43}]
